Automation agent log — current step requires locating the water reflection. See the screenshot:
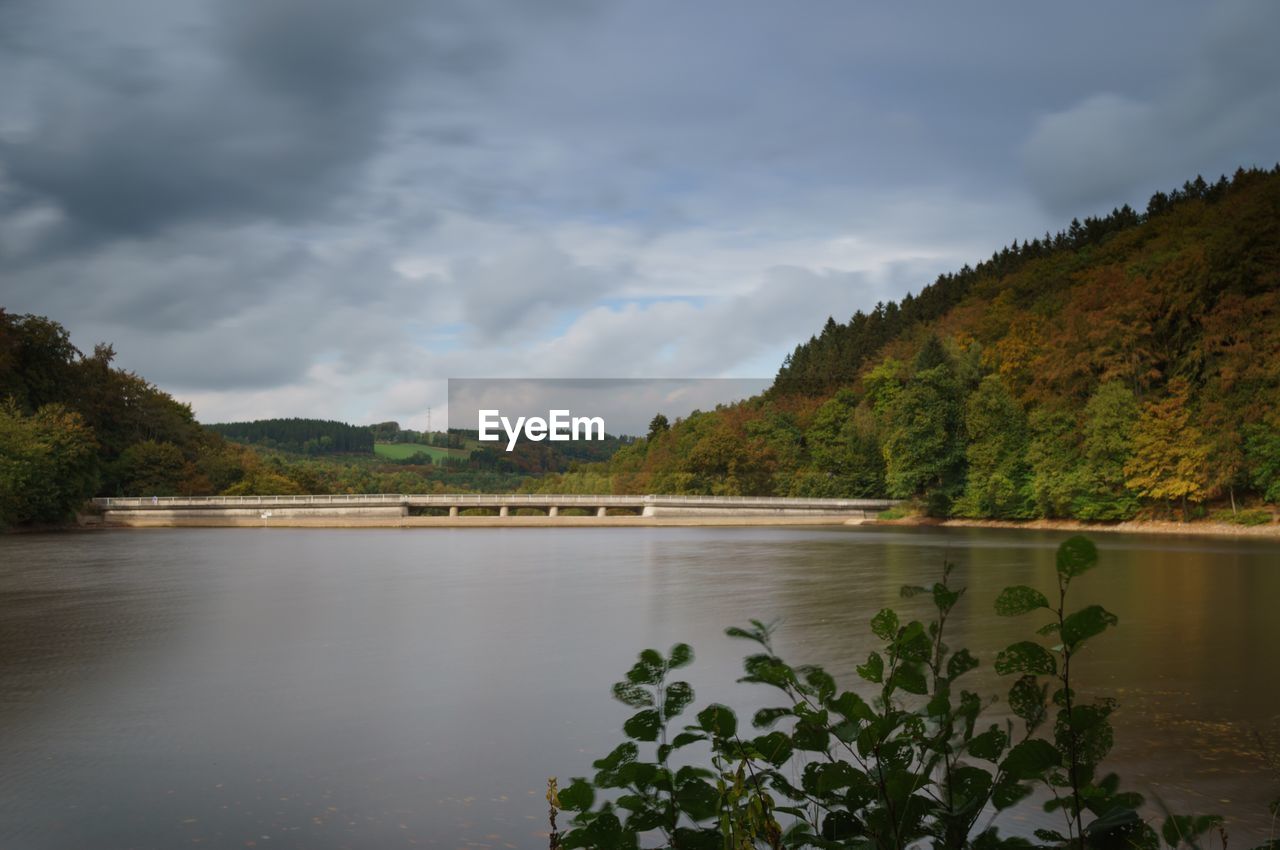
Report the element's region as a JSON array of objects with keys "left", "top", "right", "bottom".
[{"left": 0, "top": 527, "right": 1276, "bottom": 848}]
